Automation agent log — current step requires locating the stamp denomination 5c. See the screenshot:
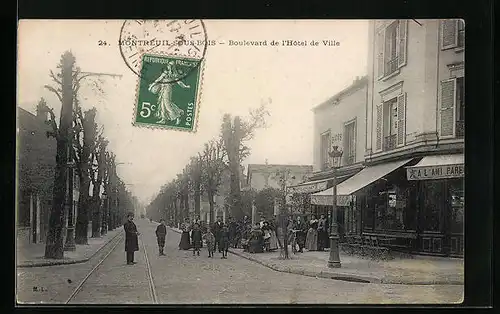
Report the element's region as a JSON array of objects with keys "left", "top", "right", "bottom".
[{"left": 134, "top": 54, "right": 202, "bottom": 132}]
